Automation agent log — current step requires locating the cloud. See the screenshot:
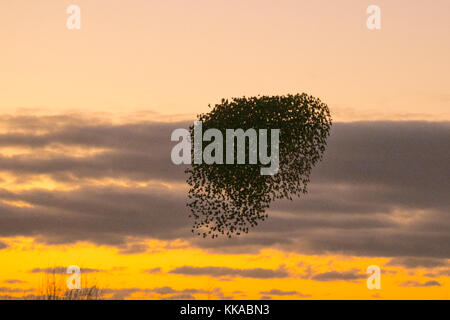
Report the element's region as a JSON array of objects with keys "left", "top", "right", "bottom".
[
  {"left": 400, "top": 280, "right": 441, "bottom": 287},
  {"left": 102, "top": 286, "right": 221, "bottom": 300},
  {"left": 0, "top": 287, "right": 33, "bottom": 293},
  {"left": 101, "top": 288, "right": 144, "bottom": 300},
  {"left": 260, "top": 289, "right": 310, "bottom": 297},
  {"left": 162, "top": 293, "right": 195, "bottom": 300},
  {"left": 4, "top": 279, "right": 25, "bottom": 284},
  {"left": 311, "top": 270, "right": 366, "bottom": 282},
  {"left": 0, "top": 241, "right": 8, "bottom": 250},
  {"left": 0, "top": 116, "right": 449, "bottom": 260},
  {"left": 145, "top": 267, "right": 162, "bottom": 274},
  {"left": 169, "top": 266, "right": 289, "bottom": 279},
  {"left": 423, "top": 269, "right": 450, "bottom": 278},
  {"left": 0, "top": 117, "right": 188, "bottom": 182},
  {"left": 30, "top": 267, "right": 104, "bottom": 274},
  {"left": 386, "top": 257, "right": 449, "bottom": 269},
  {"left": 0, "top": 185, "right": 190, "bottom": 246},
  {"left": 117, "top": 242, "right": 149, "bottom": 255},
  {"left": 152, "top": 286, "right": 177, "bottom": 294},
  {"left": 0, "top": 294, "right": 38, "bottom": 300}
]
